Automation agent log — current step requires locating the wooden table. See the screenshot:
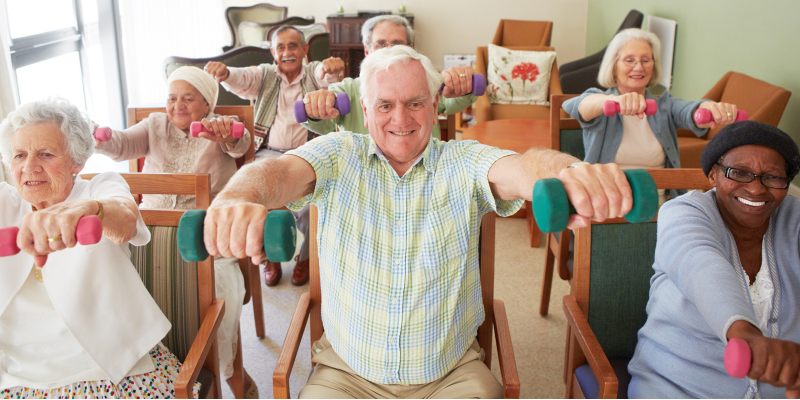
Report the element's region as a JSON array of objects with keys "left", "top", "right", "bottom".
[{"left": 462, "top": 119, "right": 552, "bottom": 247}]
